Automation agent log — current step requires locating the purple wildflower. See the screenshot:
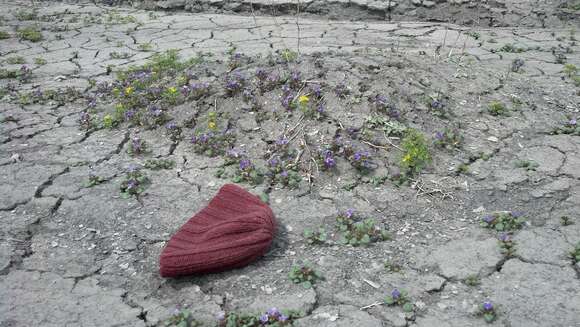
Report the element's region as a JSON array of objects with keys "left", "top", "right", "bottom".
[
  {"left": 276, "top": 137, "right": 289, "bottom": 146},
  {"left": 345, "top": 208, "right": 354, "bottom": 218},
  {"left": 280, "top": 170, "right": 289, "bottom": 178},
  {"left": 259, "top": 314, "right": 269, "bottom": 323},
  {"left": 483, "top": 215, "right": 495, "bottom": 224},
  {"left": 278, "top": 314, "right": 289, "bottom": 322},
  {"left": 499, "top": 233, "right": 510, "bottom": 242},
  {"left": 216, "top": 311, "right": 226, "bottom": 321},
  {"left": 569, "top": 119, "right": 577, "bottom": 126},
  {"left": 126, "top": 179, "right": 138, "bottom": 190},
  {"left": 316, "top": 103, "right": 325, "bottom": 113},
  {"left": 483, "top": 301, "right": 493, "bottom": 311},
  {"left": 431, "top": 100, "right": 444, "bottom": 110},
  {"left": 125, "top": 109, "right": 136, "bottom": 121},
  {"left": 435, "top": 131, "right": 444, "bottom": 140},
  {"left": 268, "top": 157, "right": 279, "bottom": 167},
  {"left": 310, "top": 84, "right": 322, "bottom": 98},
  {"left": 239, "top": 159, "right": 252, "bottom": 171},
  {"left": 267, "top": 307, "right": 280, "bottom": 317},
  {"left": 391, "top": 289, "right": 401, "bottom": 300},
  {"left": 165, "top": 122, "right": 177, "bottom": 130}
]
